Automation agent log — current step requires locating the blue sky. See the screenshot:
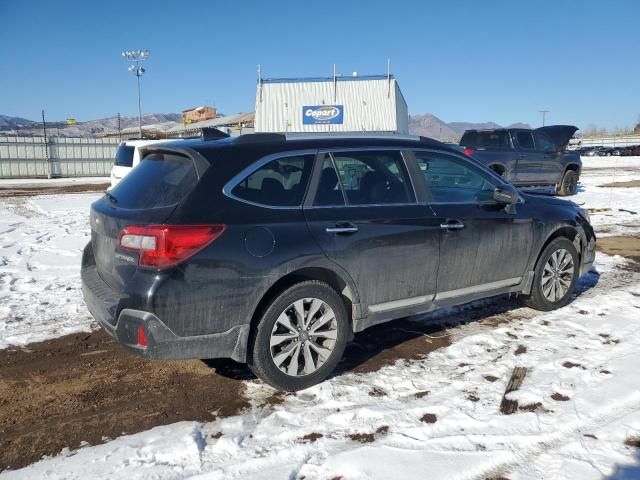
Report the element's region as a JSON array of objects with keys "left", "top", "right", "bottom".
[{"left": 0, "top": 0, "right": 638, "bottom": 130}]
